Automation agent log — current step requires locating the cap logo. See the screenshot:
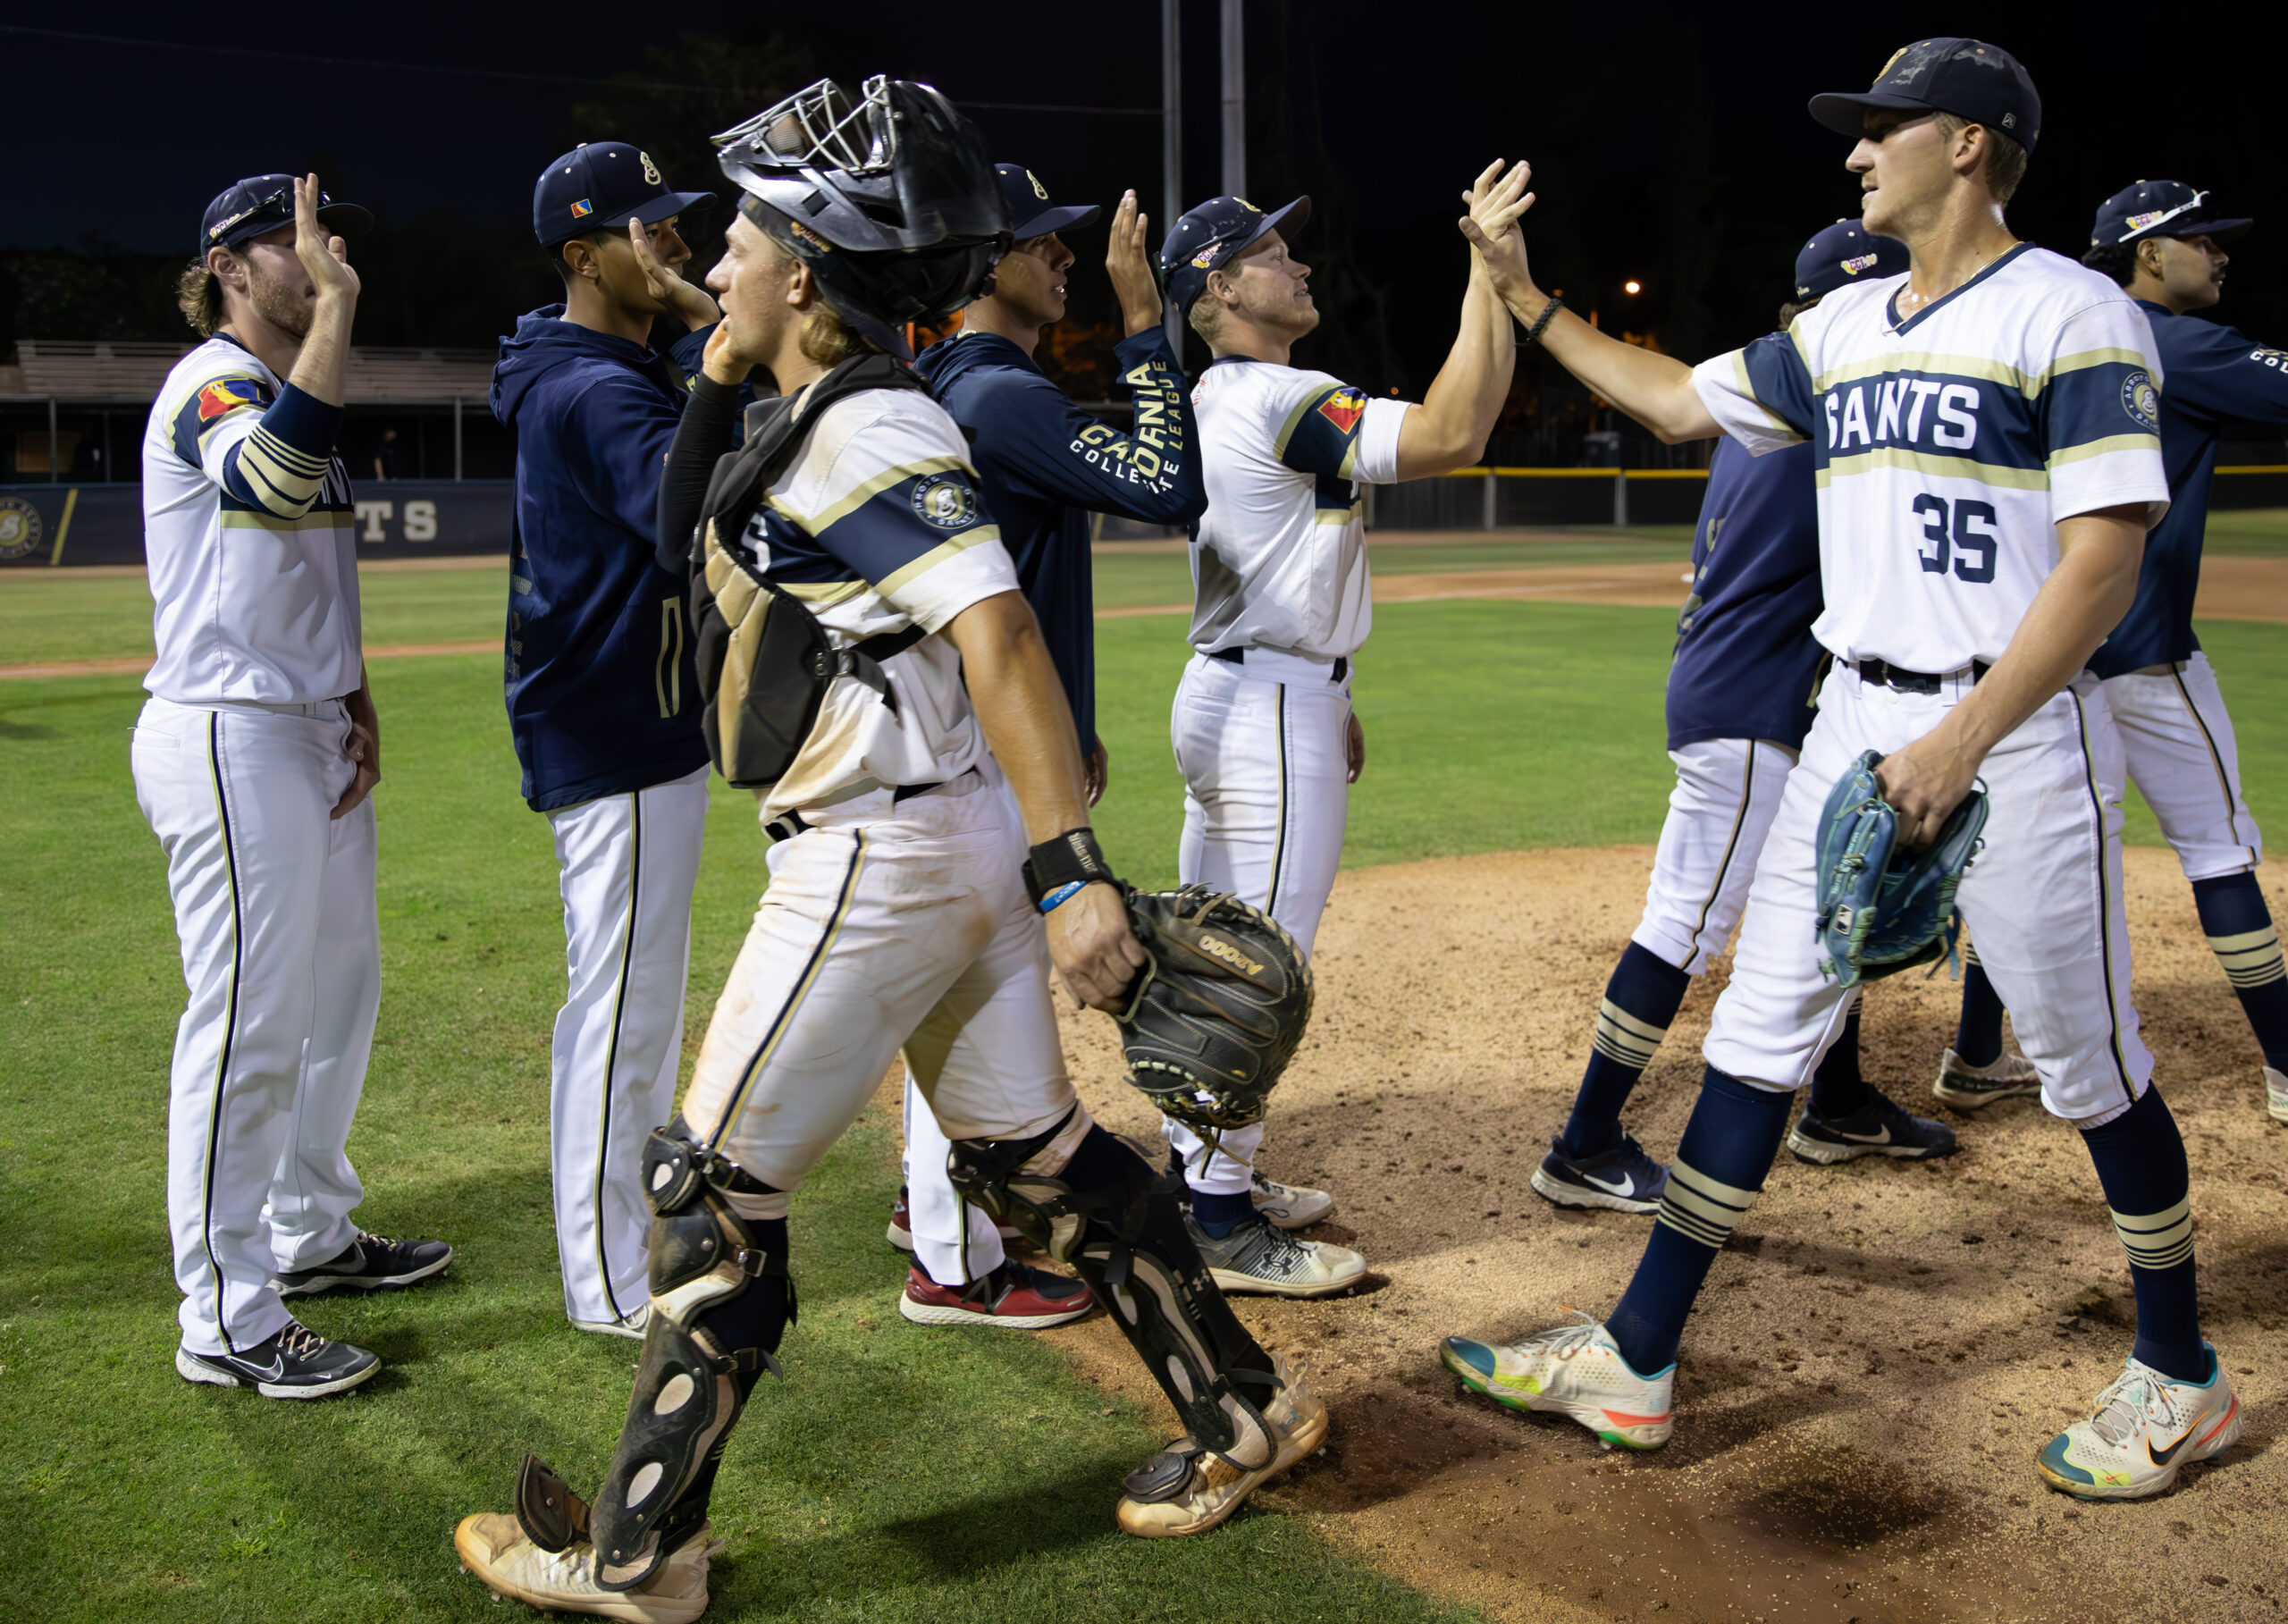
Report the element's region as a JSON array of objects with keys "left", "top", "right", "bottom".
[
  {"left": 1841, "top": 253, "right": 1880, "bottom": 274},
  {"left": 641, "top": 151, "right": 661, "bottom": 184},
  {"left": 1876, "top": 46, "right": 1908, "bottom": 82},
  {"left": 2002, "top": 112, "right": 2016, "bottom": 129},
  {"left": 1191, "top": 247, "right": 1221, "bottom": 268},
  {"left": 1028, "top": 170, "right": 1048, "bottom": 200},
  {"left": 1234, "top": 198, "right": 1259, "bottom": 212},
  {"left": 786, "top": 219, "right": 832, "bottom": 254},
  {"left": 570, "top": 198, "right": 594, "bottom": 220}
]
